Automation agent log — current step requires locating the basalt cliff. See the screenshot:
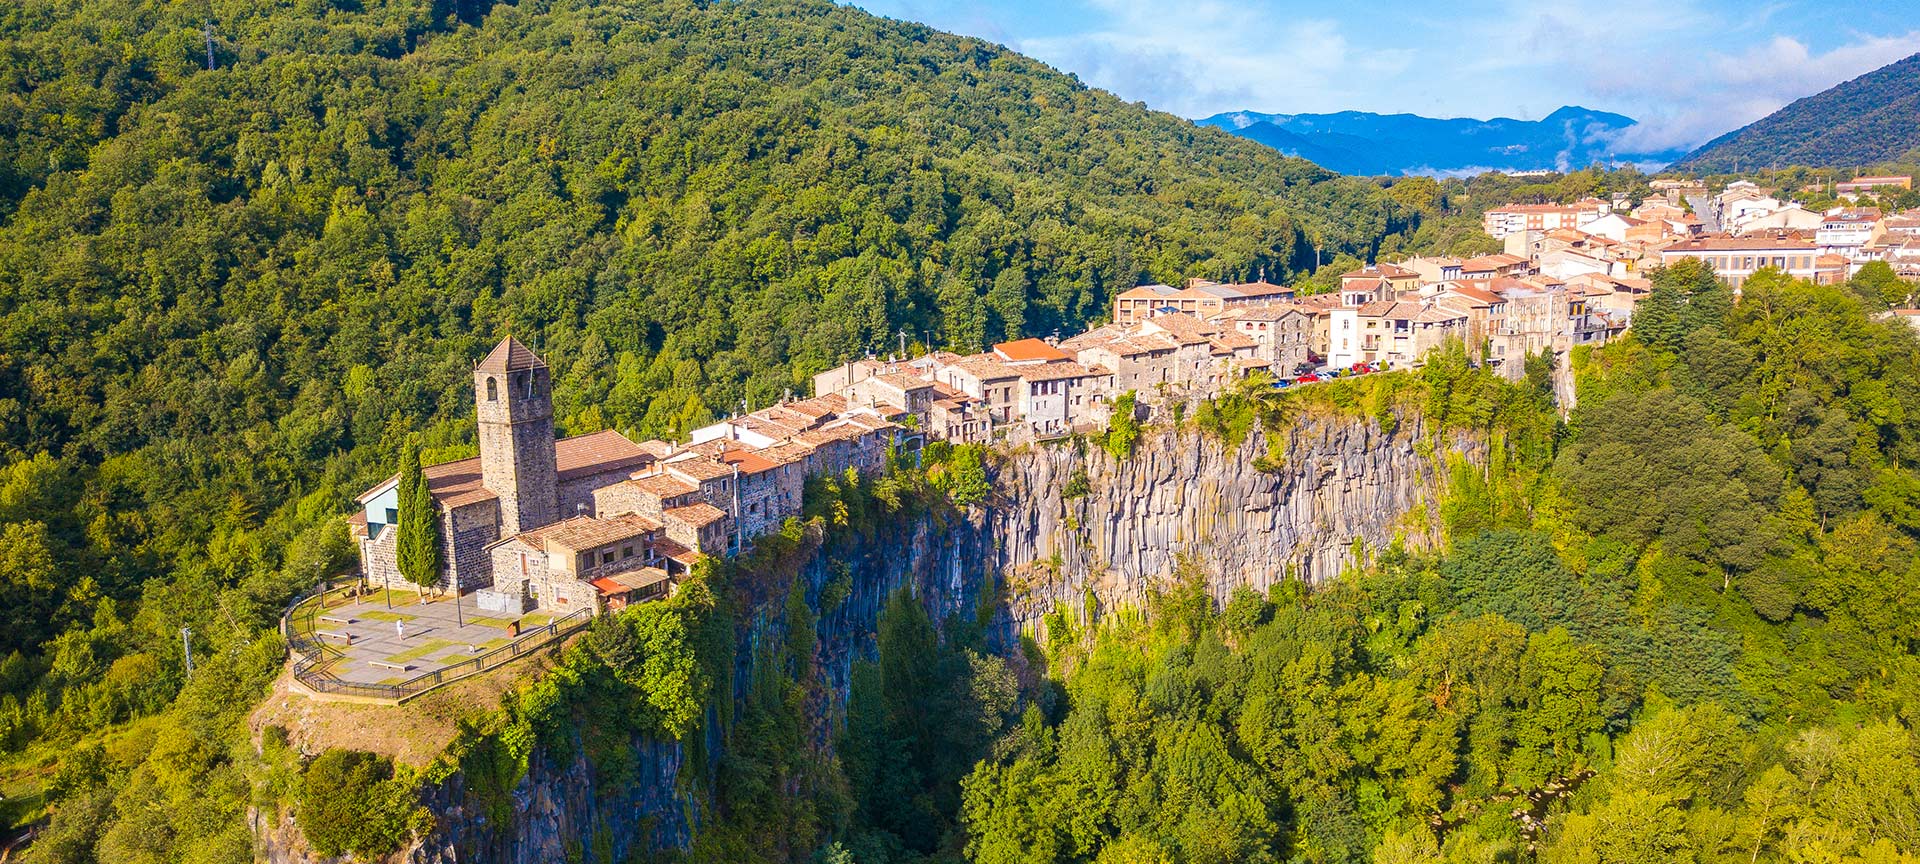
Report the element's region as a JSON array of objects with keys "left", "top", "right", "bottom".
[{"left": 258, "top": 410, "right": 1482, "bottom": 863}]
